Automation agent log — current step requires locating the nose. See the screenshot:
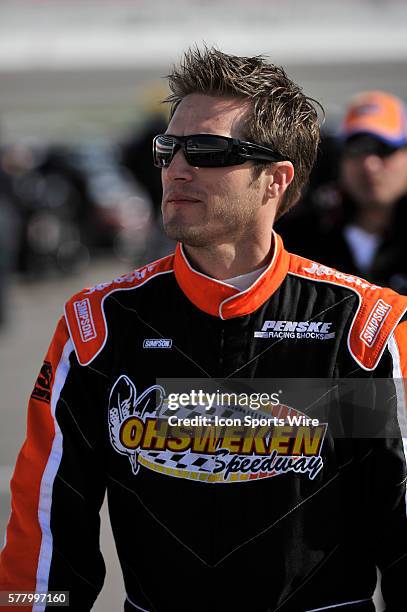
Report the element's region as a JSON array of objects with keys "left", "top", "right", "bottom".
[
  {"left": 162, "top": 148, "right": 194, "bottom": 182},
  {"left": 361, "top": 154, "right": 383, "bottom": 173}
]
